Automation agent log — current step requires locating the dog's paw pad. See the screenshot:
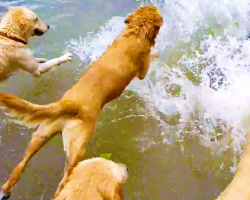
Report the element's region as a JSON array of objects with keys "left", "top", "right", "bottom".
[{"left": 0, "top": 192, "right": 10, "bottom": 200}]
